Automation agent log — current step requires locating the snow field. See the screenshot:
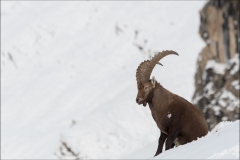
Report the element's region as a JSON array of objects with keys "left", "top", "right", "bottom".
[{"left": 1, "top": 1, "right": 211, "bottom": 159}]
